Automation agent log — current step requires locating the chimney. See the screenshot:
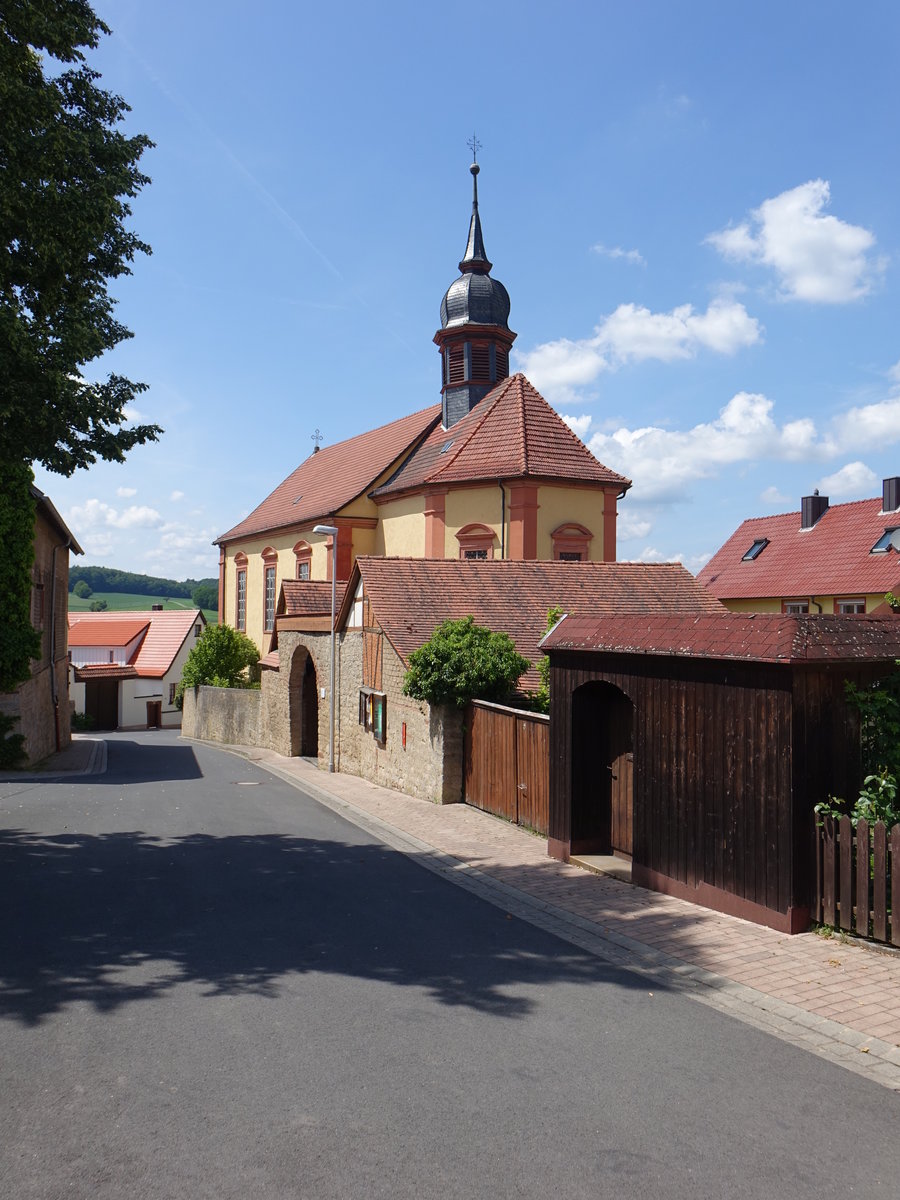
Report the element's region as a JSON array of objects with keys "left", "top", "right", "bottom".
[
  {"left": 801, "top": 489, "right": 829, "bottom": 529},
  {"left": 883, "top": 476, "right": 900, "bottom": 514}
]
